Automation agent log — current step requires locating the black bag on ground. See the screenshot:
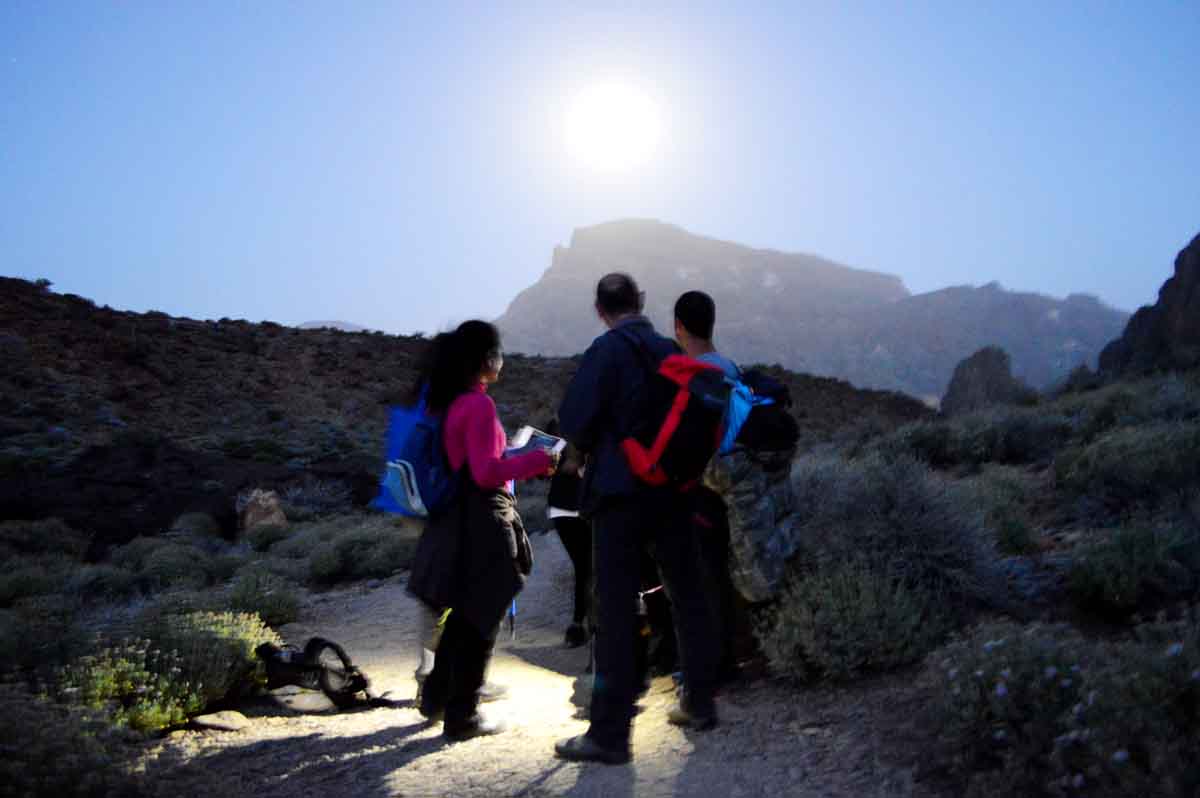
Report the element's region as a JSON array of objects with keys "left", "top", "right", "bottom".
[{"left": 256, "top": 637, "right": 371, "bottom": 709}]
